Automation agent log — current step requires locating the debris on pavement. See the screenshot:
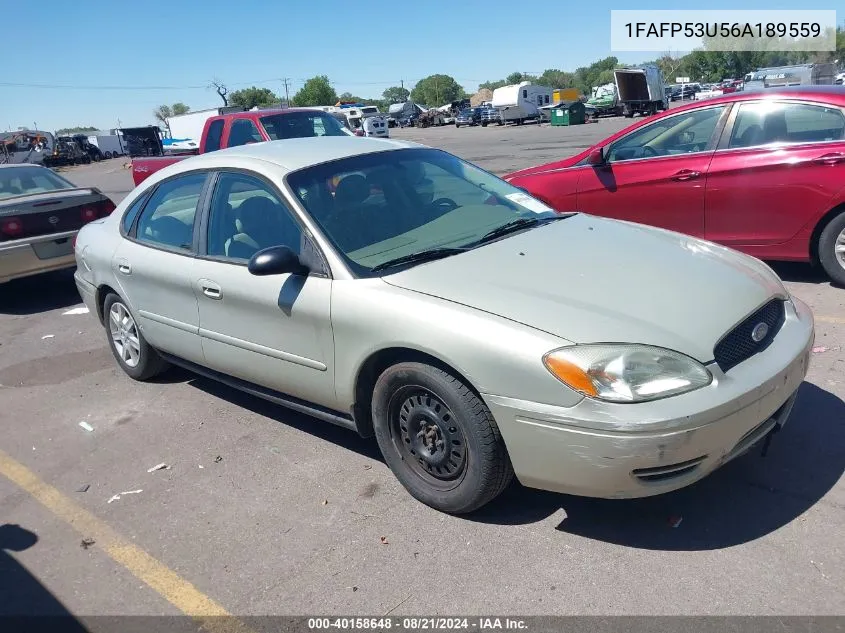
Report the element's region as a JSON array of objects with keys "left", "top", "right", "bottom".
[
  {"left": 107, "top": 489, "right": 143, "bottom": 504},
  {"left": 321, "top": 499, "right": 329, "bottom": 505},
  {"left": 78, "top": 421, "right": 94, "bottom": 432},
  {"left": 214, "top": 455, "right": 223, "bottom": 463},
  {"left": 76, "top": 484, "right": 90, "bottom": 493},
  {"left": 41, "top": 335, "right": 54, "bottom": 340},
  {"left": 812, "top": 346, "right": 828, "bottom": 353},
  {"left": 364, "top": 465, "right": 373, "bottom": 470},
  {"left": 348, "top": 586, "right": 358, "bottom": 592},
  {"left": 146, "top": 463, "right": 170, "bottom": 472},
  {"left": 380, "top": 535, "right": 389, "bottom": 545},
  {"left": 63, "top": 307, "right": 90, "bottom": 315},
  {"left": 669, "top": 515, "right": 683, "bottom": 528},
  {"left": 80, "top": 537, "right": 96, "bottom": 550},
  {"left": 198, "top": 465, "right": 204, "bottom": 469}
]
